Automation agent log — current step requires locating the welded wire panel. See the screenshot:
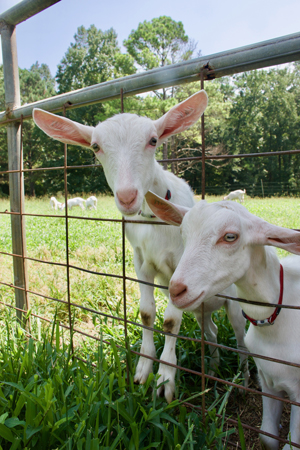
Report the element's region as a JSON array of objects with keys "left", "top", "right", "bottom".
[{"left": 0, "top": 76, "right": 299, "bottom": 450}]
